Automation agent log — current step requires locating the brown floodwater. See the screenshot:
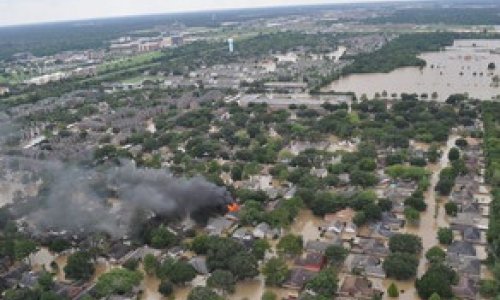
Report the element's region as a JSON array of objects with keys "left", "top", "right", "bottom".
[
  {"left": 31, "top": 247, "right": 112, "bottom": 283},
  {"left": 392, "top": 134, "right": 458, "bottom": 300},
  {"left": 30, "top": 247, "right": 58, "bottom": 272},
  {"left": 326, "top": 39, "right": 500, "bottom": 100},
  {"left": 290, "top": 209, "right": 323, "bottom": 241},
  {"left": 162, "top": 210, "right": 324, "bottom": 300},
  {"left": 141, "top": 273, "right": 163, "bottom": 300}
]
